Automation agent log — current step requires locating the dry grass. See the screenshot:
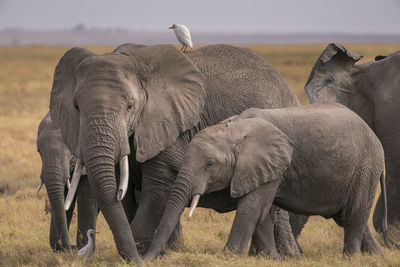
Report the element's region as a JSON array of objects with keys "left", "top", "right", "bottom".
[{"left": 1, "top": 43, "right": 400, "bottom": 266}]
